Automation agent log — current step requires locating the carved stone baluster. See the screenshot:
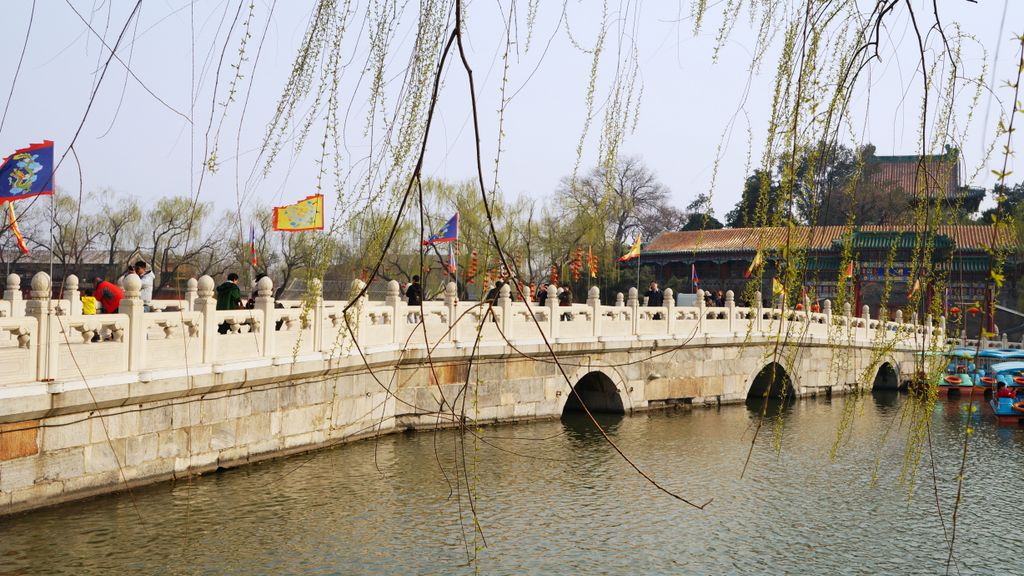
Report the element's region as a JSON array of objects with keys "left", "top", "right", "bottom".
[
  {"left": 195, "top": 275, "right": 218, "bottom": 363},
  {"left": 66, "top": 275, "right": 82, "bottom": 316},
  {"left": 663, "top": 287, "right": 674, "bottom": 335},
  {"left": 27, "top": 272, "right": 58, "bottom": 381},
  {"left": 185, "top": 278, "right": 199, "bottom": 311},
  {"left": 120, "top": 274, "right": 145, "bottom": 371},
  {"left": 5, "top": 273, "right": 24, "bottom": 317}
]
